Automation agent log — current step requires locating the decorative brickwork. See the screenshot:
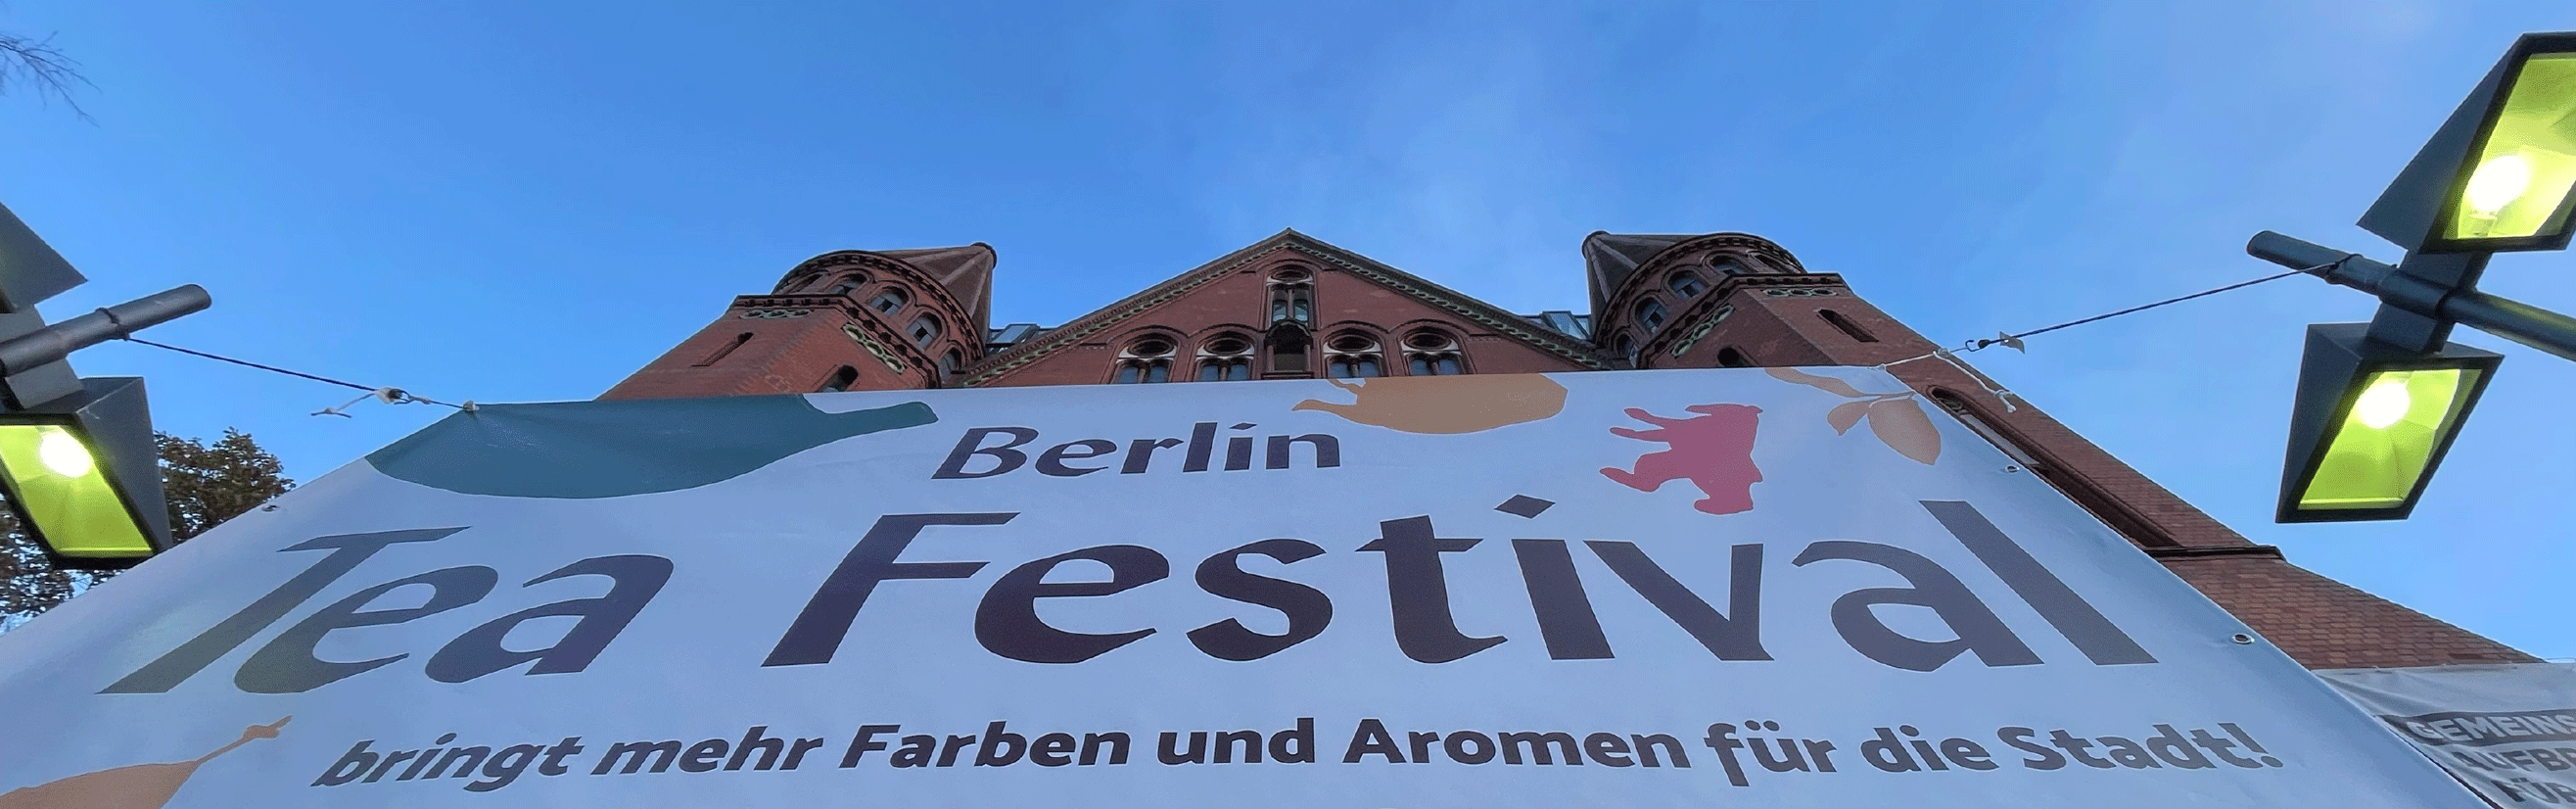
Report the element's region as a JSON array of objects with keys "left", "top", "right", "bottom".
[{"left": 600, "top": 228, "right": 2532, "bottom": 670}]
